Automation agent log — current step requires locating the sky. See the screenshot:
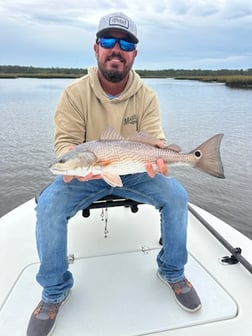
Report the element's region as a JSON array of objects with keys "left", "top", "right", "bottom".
[{"left": 0, "top": 0, "right": 252, "bottom": 70}]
